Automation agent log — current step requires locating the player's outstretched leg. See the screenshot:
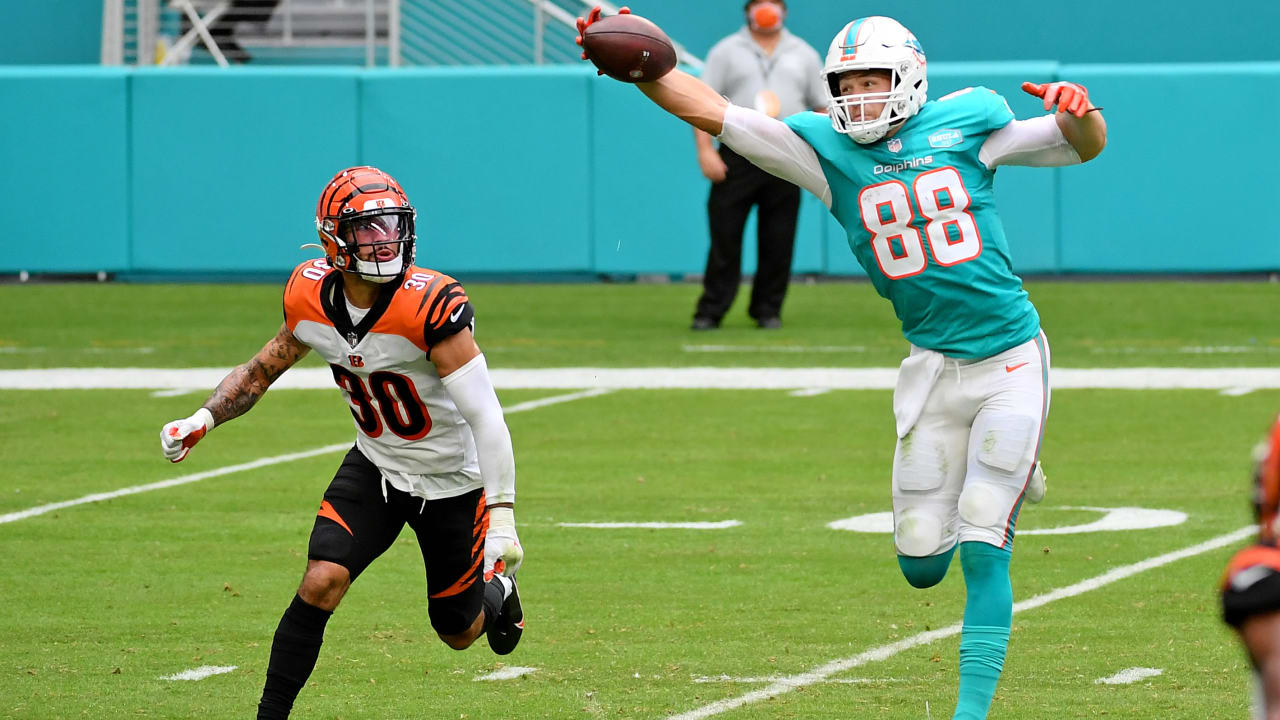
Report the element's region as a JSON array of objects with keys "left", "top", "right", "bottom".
[
  {"left": 953, "top": 541, "right": 1013, "bottom": 720},
  {"left": 484, "top": 573, "right": 523, "bottom": 655},
  {"left": 257, "top": 594, "right": 333, "bottom": 720}
]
